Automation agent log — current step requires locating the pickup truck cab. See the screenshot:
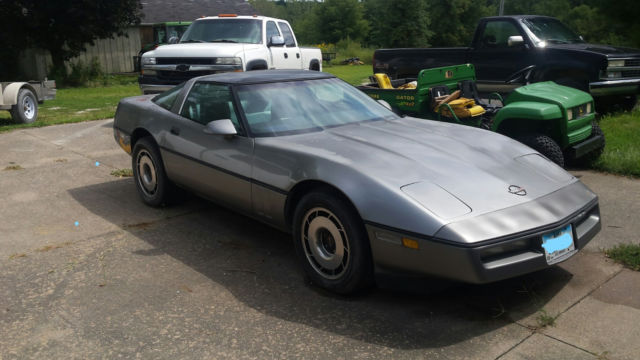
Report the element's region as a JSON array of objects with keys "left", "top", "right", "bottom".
[
  {"left": 139, "top": 15, "right": 322, "bottom": 94},
  {"left": 373, "top": 15, "right": 640, "bottom": 110}
]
